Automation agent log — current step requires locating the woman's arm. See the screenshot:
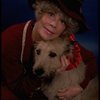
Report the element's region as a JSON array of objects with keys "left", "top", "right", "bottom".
[
  {"left": 56, "top": 35, "right": 98, "bottom": 99},
  {"left": 2, "top": 24, "right": 41, "bottom": 99}
]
